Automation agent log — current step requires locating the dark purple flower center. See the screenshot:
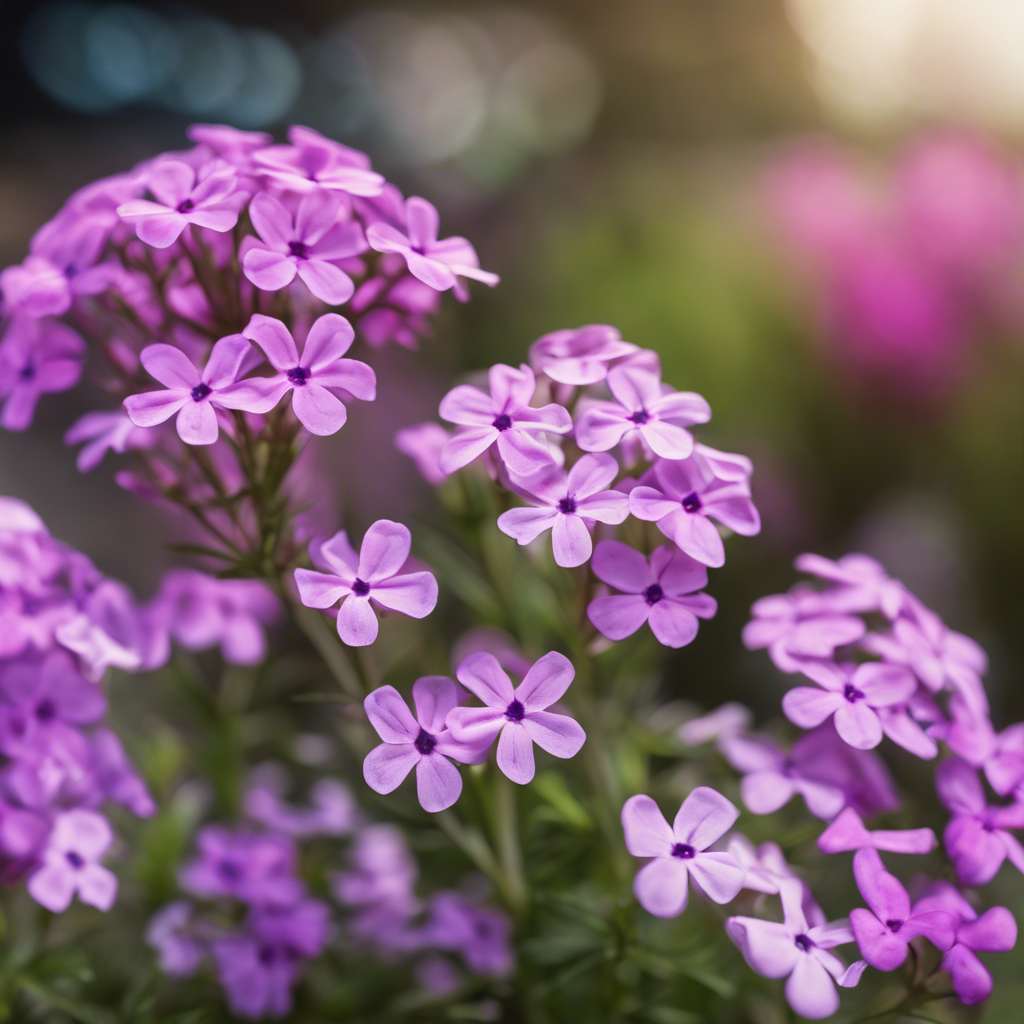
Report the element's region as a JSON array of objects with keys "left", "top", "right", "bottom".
[
  {"left": 352, "top": 578, "right": 371, "bottom": 597},
  {"left": 191, "top": 383, "right": 212, "bottom": 402},
  {"left": 415, "top": 728, "right": 437, "bottom": 756},
  {"left": 176, "top": 198, "right": 195, "bottom": 213},
  {"left": 644, "top": 584, "right": 664, "bottom": 605},
  {"left": 258, "top": 944, "right": 278, "bottom": 965},
  {"left": 885, "top": 919, "right": 903, "bottom": 932},
  {"left": 287, "top": 366, "right": 309, "bottom": 386},
  {"left": 66, "top": 851, "right": 85, "bottom": 869},
  {"left": 558, "top": 496, "right": 578, "bottom": 514},
  {"left": 794, "top": 934, "right": 814, "bottom": 952},
  {"left": 20, "top": 364, "right": 35, "bottom": 381},
  {"left": 781, "top": 758, "right": 796, "bottom": 778},
  {"left": 629, "top": 410, "right": 650, "bottom": 424},
  {"left": 670, "top": 843, "right": 695, "bottom": 860},
  {"left": 288, "top": 239, "right": 309, "bottom": 260},
  {"left": 217, "top": 859, "right": 243, "bottom": 882},
  {"left": 504, "top": 699, "right": 525, "bottom": 722},
  {"left": 843, "top": 683, "right": 865, "bottom": 703},
  {"left": 493, "top": 413, "right": 513, "bottom": 432},
  {"left": 681, "top": 492, "right": 702, "bottom": 514},
  {"left": 35, "top": 699, "right": 57, "bottom": 723}
]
